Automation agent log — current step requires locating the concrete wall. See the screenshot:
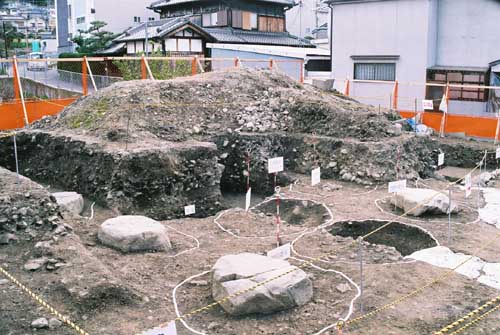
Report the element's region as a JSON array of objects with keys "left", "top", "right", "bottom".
[
  {"left": 436, "top": 0, "right": 500, "bottom": 67},
  {"left": 210, "top": 48, "right": 303, "bottom": 81},
  {"left": 331, "top": 0, "right": 434, "bottom": 111},
  {"left": 0, "top": 78, "right": 79, "bottom": 101}
]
